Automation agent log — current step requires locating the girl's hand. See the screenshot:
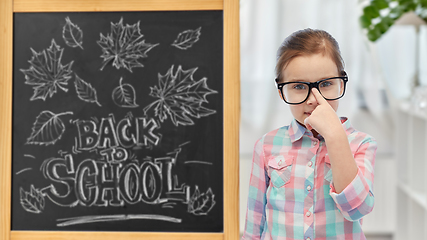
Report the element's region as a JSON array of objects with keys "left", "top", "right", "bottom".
[{"left": 304, "top": 88, "right": 343, "bottom": 140}]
